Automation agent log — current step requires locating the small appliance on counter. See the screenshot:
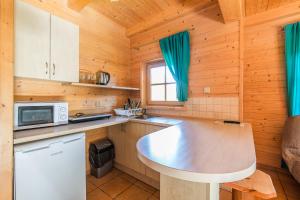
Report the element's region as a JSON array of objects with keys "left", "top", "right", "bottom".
[
  {"left": 69, "top": 113, "right": 112, "bottom": 123},
  {"left": 14, "top": 101, "right": 68, "bottom": 131},
  {"left": 96, "top": 71, "right": 110, "bottom": 85}
]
